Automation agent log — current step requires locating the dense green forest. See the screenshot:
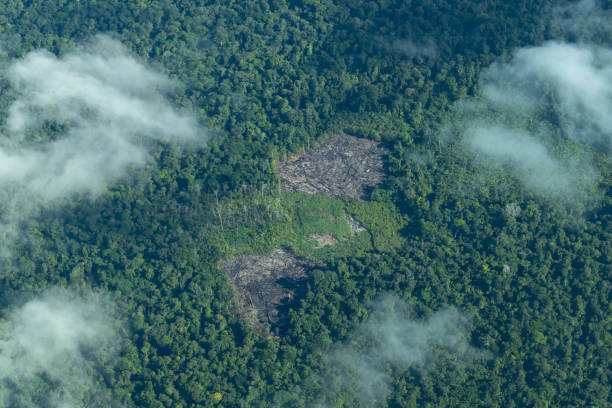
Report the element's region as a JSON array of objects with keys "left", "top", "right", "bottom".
[{"left": 0, "top": 0, "right": 610, "bottom": 407}]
